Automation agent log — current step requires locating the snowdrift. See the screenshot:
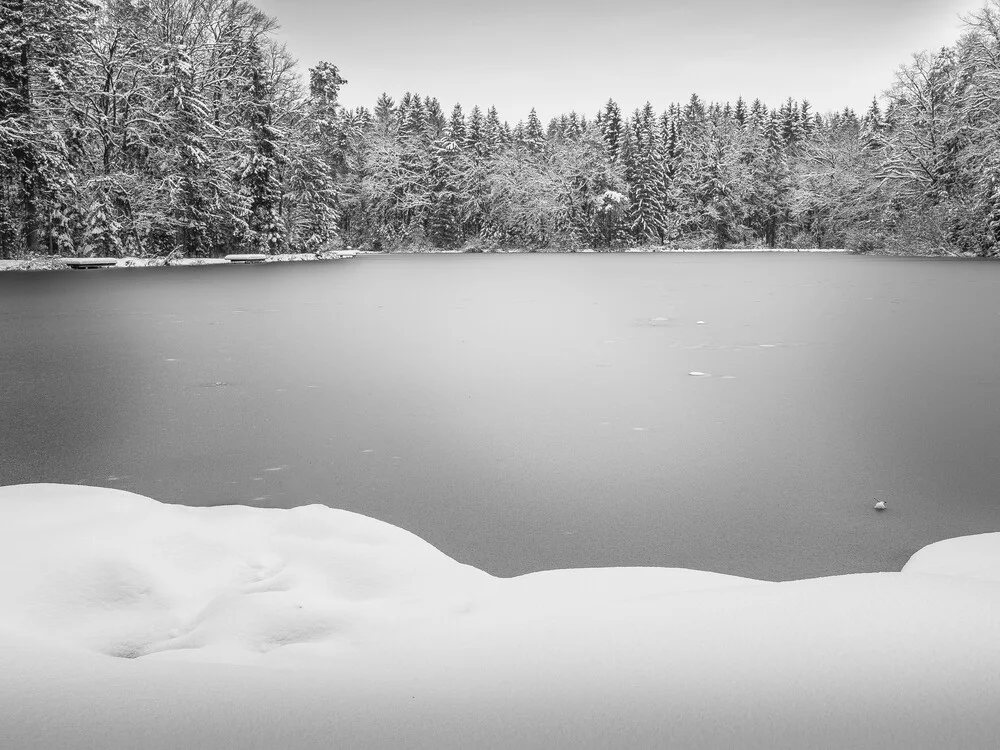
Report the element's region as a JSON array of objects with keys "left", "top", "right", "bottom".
[{"left": 1, "top": 484, "right": 998, "bottom": 749}]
